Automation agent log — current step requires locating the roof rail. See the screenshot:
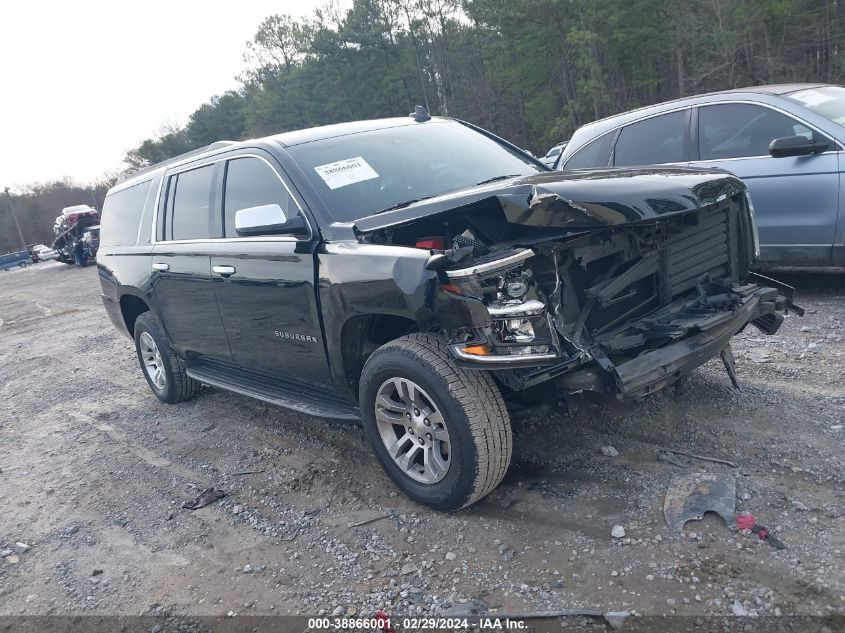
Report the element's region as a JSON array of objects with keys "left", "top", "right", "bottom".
[{"left": 118, "top": 140, "right": 236, "bottom": 183}]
